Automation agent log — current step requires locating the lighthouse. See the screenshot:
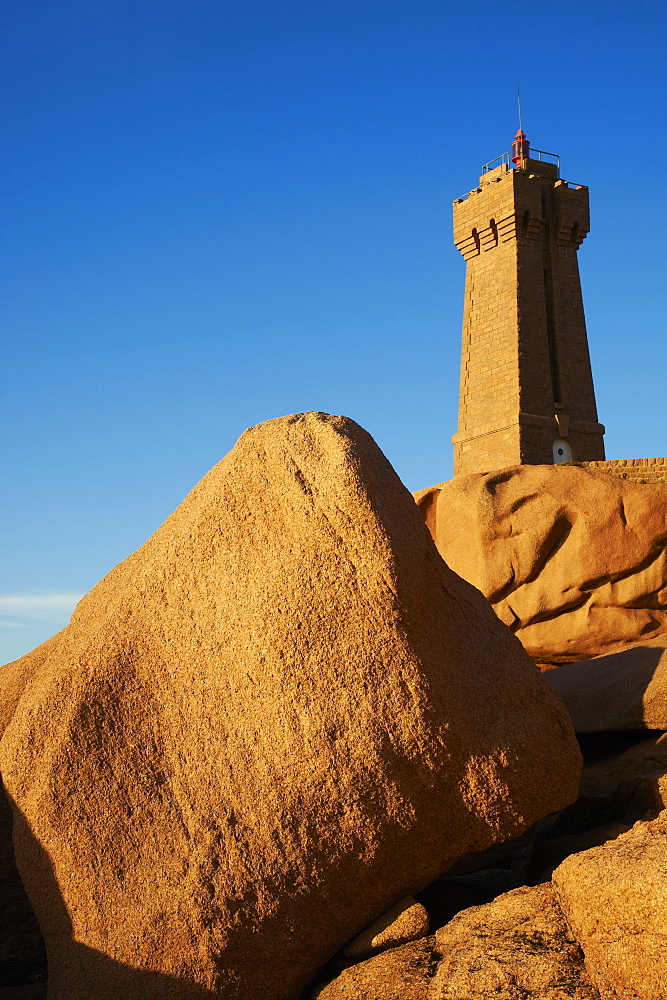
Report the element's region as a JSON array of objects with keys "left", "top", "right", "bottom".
[{"left": 451, "top": 131, "right": 605, "bottom": 475}]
